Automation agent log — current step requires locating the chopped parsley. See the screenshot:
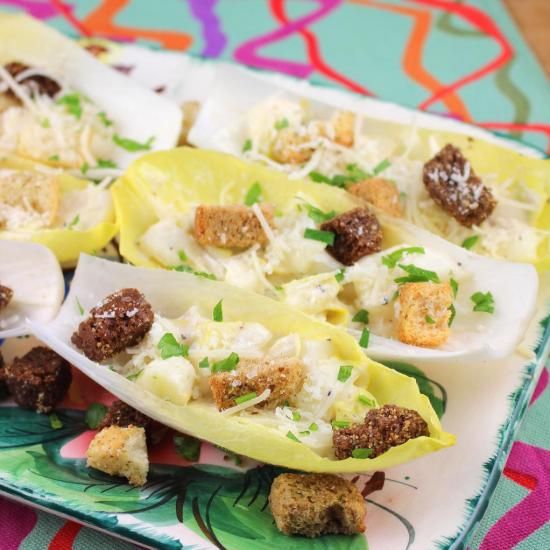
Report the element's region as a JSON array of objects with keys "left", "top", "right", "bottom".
[
  {"left": 67, "top": 214, "right": 80, "bottom": 230},
  {"left": 303, "top": 203, "right": 336, "bottom": 223},
  {"left": 199, "top": 358, "right": 210, "bottom": 369},
  {"left": 211, "top": 352, "right": 240, "bottom": 373},
  {"left": 450, "top": 278, "right": 459, "bottom": 298},
  {"left": 337, "top": 365, "right": 353, "bottom": 383},
  {"left": 76, "top": 297, "right": 85, "bottom": 315},
  {"left": 244, "top": 182, "right": 262, "bottom": 206},
  {"left": 358, "top": 394, "right": 375, "bottom": 407},
  {"left": 286, "top": 431, "right": 300, "bottom": 442},
  {"left": 174, "top": 434, "right": 201, "bottom": 461},
  {"left": 352, "top": 309, "right": 369, "bottom": 324},
  {"left": 309, "top": 422, "right": 318, "bottom": 432},
  {"left": 351, "top": 448, "right": 373, "bottom": 459},
  {"left": 274, "top": 118, "right": 289, "bottom": 130},
  {"left": 235, "top": 392, "right": 257, "bottom": 405},
  {"left": 461, "top": 235, "right": 479, "bottom": 250},
  {"left": 425, "top": 315, "right": 436, "bottom": 324},
  {"left": 49, "top": 413, "right": 63, "bottom": 430},
  {"left": 85, "top": 403, "right": 107, "bottom": 429},
  {"left": 113, "top": 134, "right": 154, "bottom": 152},
  {"left": 471, "top": 291, "right": 495, "bottom": 314},
  {"left": 157, "top": 333, "right": 189, "bottom": 359},
  {"left": 304, "top": 228, "right": 335, "bottom": 246},
  {"left": 81, "top": 162, "right": 89, "bottom": 175},
  {"left": 98, "top": 111, "right": 113, "bottom": 127},
  {"left": 178, "top": 250, "right": 188, "bottom": 262},
  {"left": 332, "top": 420, "right": 351, "bottom": 429},
  {"left": 57, "top": 93, "right": 83, "bottom": 119},
  {"left": 394, "top": 264, "right": 440, "bottom": 284},
  {"left": 292, "top": 410, "right": 302, "bottom": 421},
  {"left": 359, "top": 327, "right": 370, "bottom": 348},
  {"left": 309, "top": 163, "right": 369, "bottom": 189},
  {"left": 373, "top": 158, "right": 391, "bottom": 175},
  {"left": 242, "top": 138, "right": 253, "bottom": 153},
  {"left": 335, "top": 268, "right": 346, "bottom": 283},
  {"left": 212, "top": 300, "right": 223, "bottom": 322},
  {"left": 96, "top": 159, "right": 117, "bottom": 169},
  {"left": 172, "top": 264, "right": 216, "bottom": 280},
  {"left": 448, "top": 303, "right": 456, "bottom": 326},
  {"left": 382, "top": 247, "right": 425, "bottom": 268}
]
